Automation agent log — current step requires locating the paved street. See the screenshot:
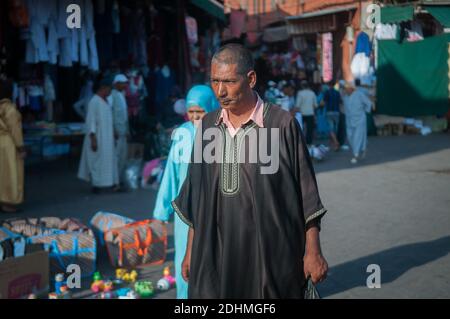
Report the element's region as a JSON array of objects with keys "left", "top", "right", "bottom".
[
  {"left": 316, "top": 133, "right": 450, "bottom": 298},
  {"left": 2, "top": 133, "right": 450, "bottom": 298}
]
